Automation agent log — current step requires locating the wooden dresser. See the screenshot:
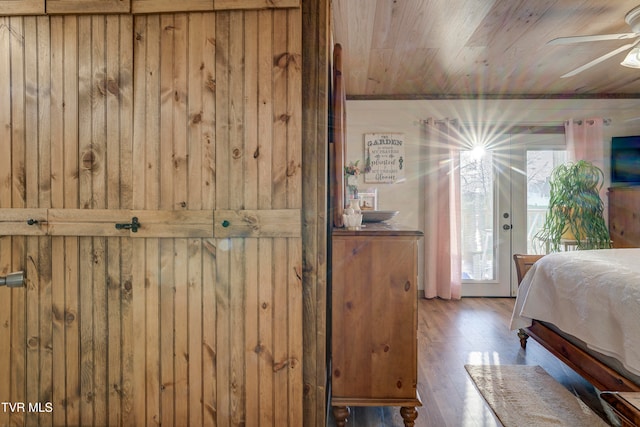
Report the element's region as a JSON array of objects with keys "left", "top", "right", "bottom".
[
  {"left": 608, "top": 186, "right": 640, "bottom": 248},
  {"left": 330, "top": 224, "right": 423, "bottom": 427}
]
